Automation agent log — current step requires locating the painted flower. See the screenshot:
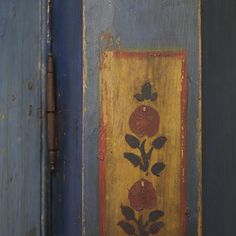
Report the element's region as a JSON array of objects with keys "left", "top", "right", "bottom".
[
  {"left": 128, "top": 179, "right": 157, "bottom": 211},
  {"left": 129, "top": 105, "right": 160, "bottom": 137}
]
